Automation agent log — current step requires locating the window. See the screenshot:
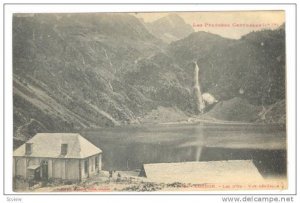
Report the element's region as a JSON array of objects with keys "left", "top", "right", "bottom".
[
  {"left": 84, "top": 159, "right": 88, "bottom": 174},
  {"left": 25, "top": 143, "right": 32, "bottom": 155},
  {"left": 61, "top": 144, "right": 68, "bottom": 155},
  {"left": 95, "top": 156, "right": 99, "bottom": 168}
]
